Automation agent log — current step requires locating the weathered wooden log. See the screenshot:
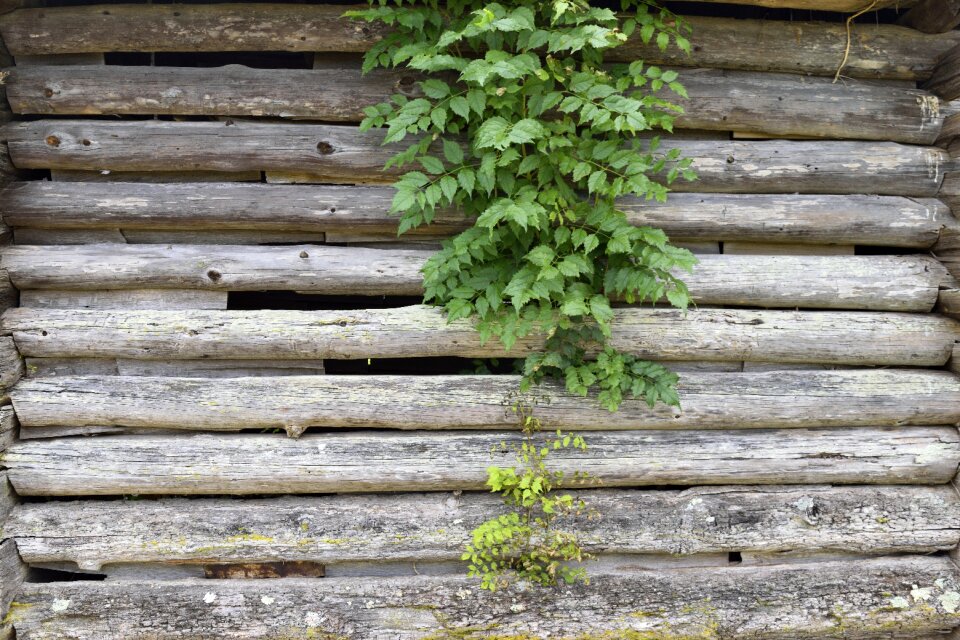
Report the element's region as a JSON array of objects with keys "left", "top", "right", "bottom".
[
  {"left": 21, "top": 357, "right": 328, "bottom": 379},
  {"left": 0, "top": 336, "right": 21, "bottom": 390},
  {"left": 4, "top": 182, "right": 950, "bottom": 248},
  {"left": 2, "top": 5, "right": 956, "bottom": 80},
  {"left": 5, "top": 427, "right": 960, "bottom": 495},
  {"left": 926, "top": 43, "right": 960, "bottom": 100},
  {"left": 10, "top": 370, "right": 960, "bottom": 433},
  {"left": 5, "top": 306, "right": 958, "bottom": 367},
  {"left": 0, "top": 541, "right": 26, "bottom": 640},
  {"left": 2, "top": 121, "right": 949, "bottom": 195},
  {"left": 4, "top": 65, "right": 946, "bottom": 144},
  {"left": 7, "top": 486, "right": 958, "bottom": 571},
  {"left": 12, "top": 228, "right": 327, "bottom": 246},
  {"left": 900, "top": 0, "right": 960, "bottom": 33},
  {"left": 2, "top": 246, "right": 948, "bottom": 311},
  {"left": 0, "top": 406, "right": 15, "bottom": 454},
  {"left": 18, "top": 289, "right": 227, "bottom": 310},
  {"left": 8, "top": 557, "right": 960, "bottom": 639}
]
